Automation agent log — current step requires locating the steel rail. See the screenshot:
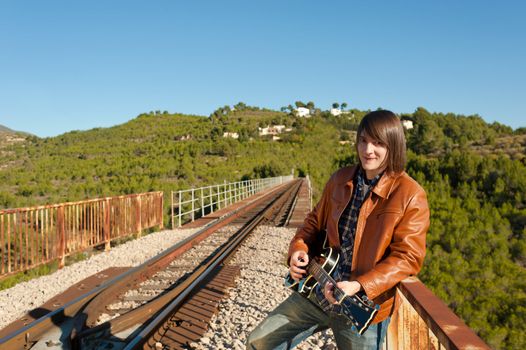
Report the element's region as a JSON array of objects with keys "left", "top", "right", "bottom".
[
  {"left": 77, "top": 181, "right": 295, "bottom": 330},
  {"left": 281, "top": 180, "right": 302, "bottom": 226},
  {"left": 124, "top": 205, "right": 267, "bottom": 349},
  {"left": 76, "top": 178, "right": 298, "bottom": 349},
  {"left": 267, "top": 179, "right": 300, "bottom": 225},
  {"left": 124, "top": 178, "right": 300, "bottom": 349}
]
